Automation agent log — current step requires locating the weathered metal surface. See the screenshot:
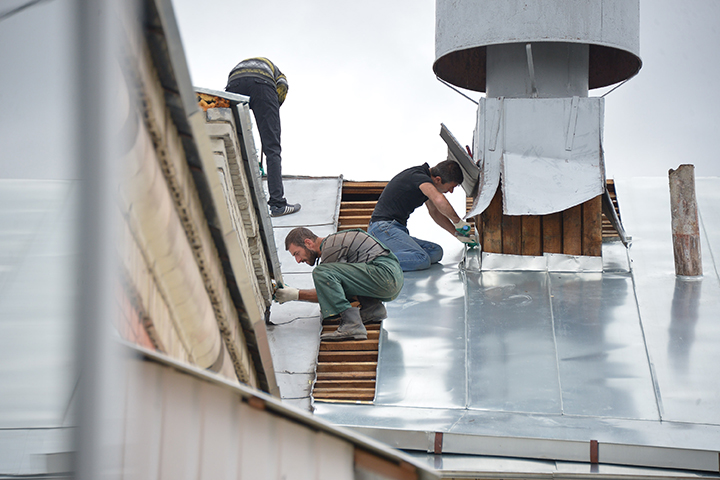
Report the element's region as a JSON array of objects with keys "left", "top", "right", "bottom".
[
  {"left": 439, "top": 123, "right": 478, "bottom": 197},
  {"left": 311, "top": 177, "right": 720, "bottom": 474},
  {"left": 434, "top": 0, "right": 641, "bottom": 91},
  {"left": 486, "top": 42, "right": 589, "bottom": 98},
  {"left": 615, "top": 177, "right": 720, "bottom": 426},
  {"left": 468, "top": 98, "right": 502, "bottom": 219},
  {"left": 468, "top": 97, "right": 606, "bottom": 218}
]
